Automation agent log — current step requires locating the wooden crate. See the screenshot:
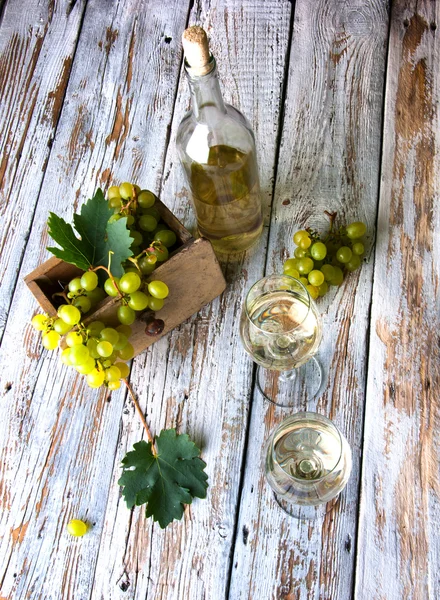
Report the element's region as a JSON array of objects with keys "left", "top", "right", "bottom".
[{"left": 24, "top": 200, "right": 227, "bottom": 355}]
